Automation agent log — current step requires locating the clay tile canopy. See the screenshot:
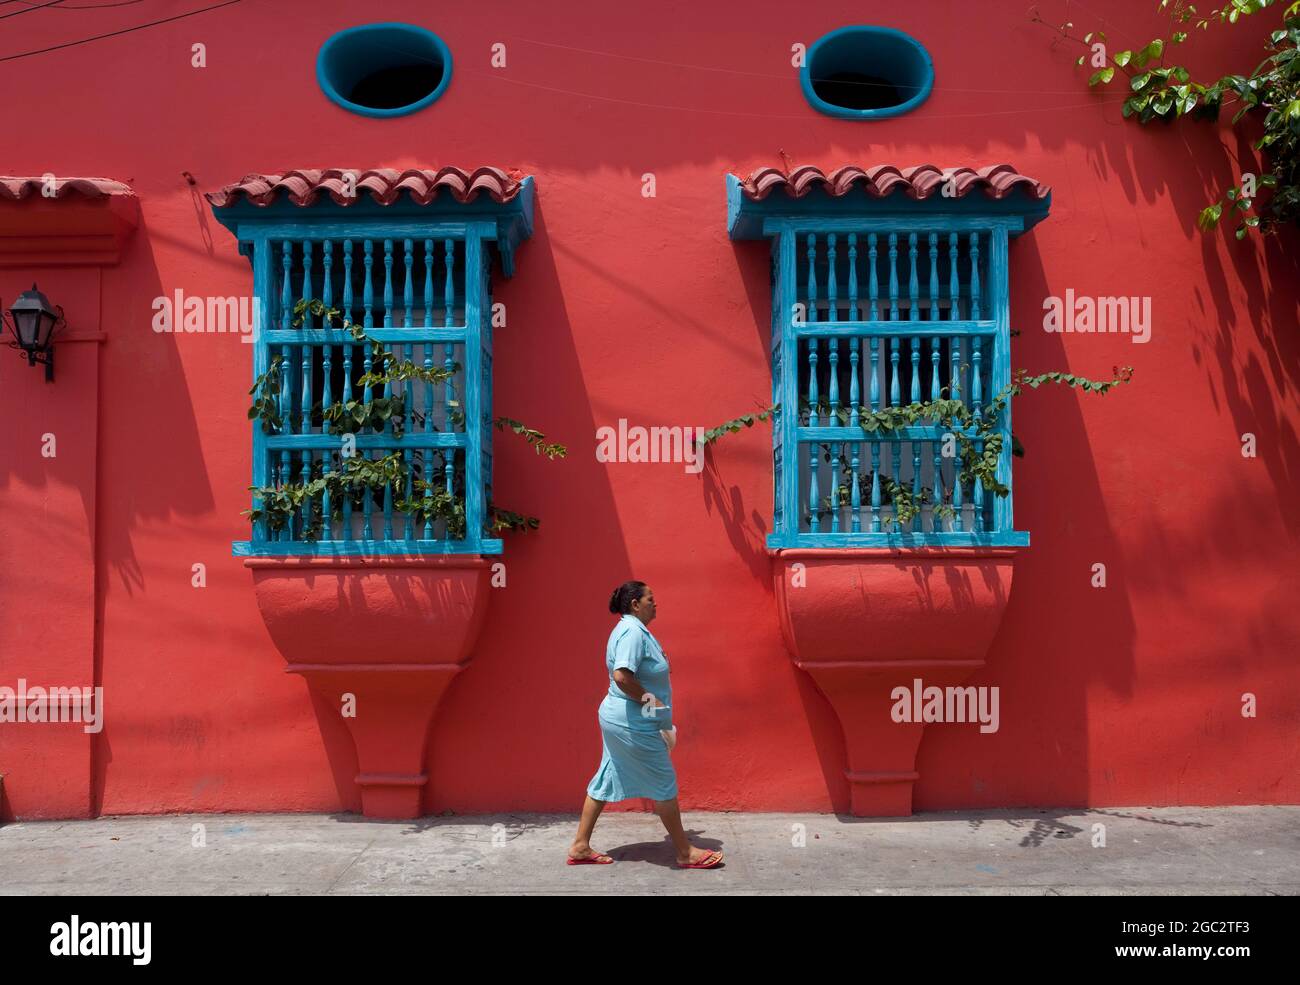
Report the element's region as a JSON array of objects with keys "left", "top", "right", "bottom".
[
  {"left": 206, "top": 167, "right": 535, "bottom": 275},
  {"left": 726, "top": 164, "right": 1051, "bottom": 239},
  {"left": 205, "top": 167, "right": 526, "bottom": 208},
  {"left": 0, "top": 175, "right": 139, "bottom": 266},
  {"left": 0, "top": 175, "right": 135, "bottom": 201}
]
